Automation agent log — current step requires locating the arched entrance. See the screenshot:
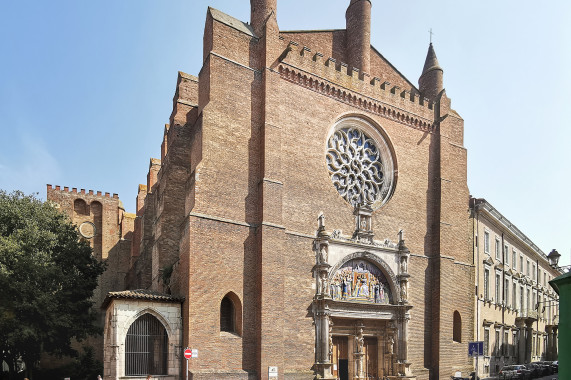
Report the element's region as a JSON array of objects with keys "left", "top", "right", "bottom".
[{"left": 311, "top": 212, "right": 413, "bottom": 379}]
